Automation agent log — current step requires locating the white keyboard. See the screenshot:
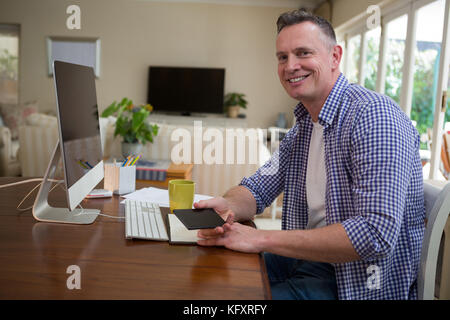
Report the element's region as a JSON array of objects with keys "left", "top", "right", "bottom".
[{"left": 125, "top": 200, "right": 169, "bottom": 241}]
